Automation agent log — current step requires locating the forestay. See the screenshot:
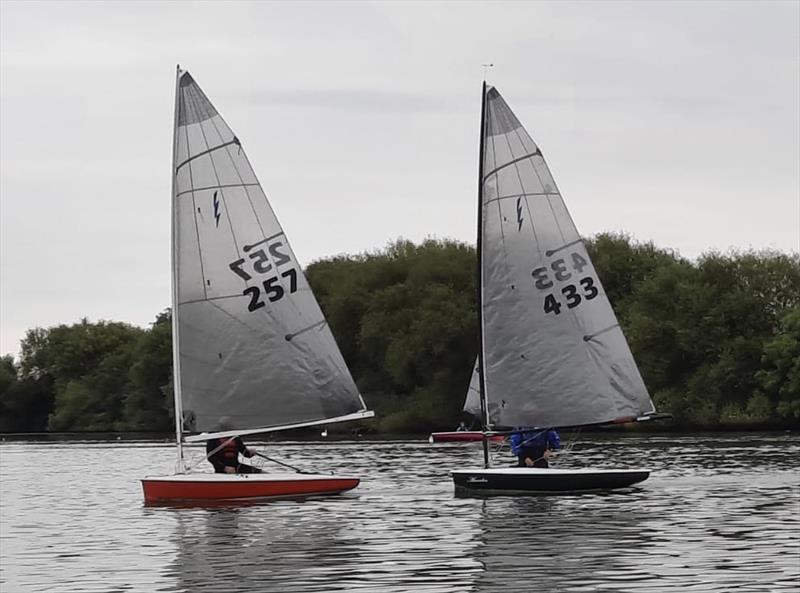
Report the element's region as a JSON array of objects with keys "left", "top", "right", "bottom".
[
  {"left": 172, "top": 70, "right": 370, "bottom": 438},
  {"left": 475, "top": 86, "right": 654, "bottom": 429}
]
